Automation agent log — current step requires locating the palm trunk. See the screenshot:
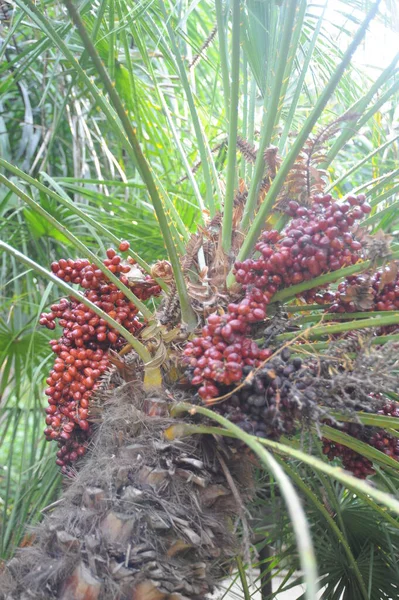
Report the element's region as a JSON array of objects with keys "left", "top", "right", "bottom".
[{"left": 1, "top": 372, "right": 252, "bottom": 600}]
